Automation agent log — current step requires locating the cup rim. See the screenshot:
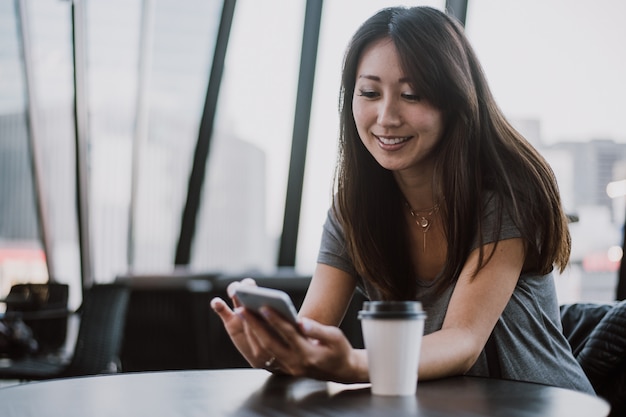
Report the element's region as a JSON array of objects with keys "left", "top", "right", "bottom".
[
  {"left": 358, "top": 311, "right": 426, "bottom": 319},
  {"left": 358, "top": 301, "right": 426, "bottom": 319}
]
